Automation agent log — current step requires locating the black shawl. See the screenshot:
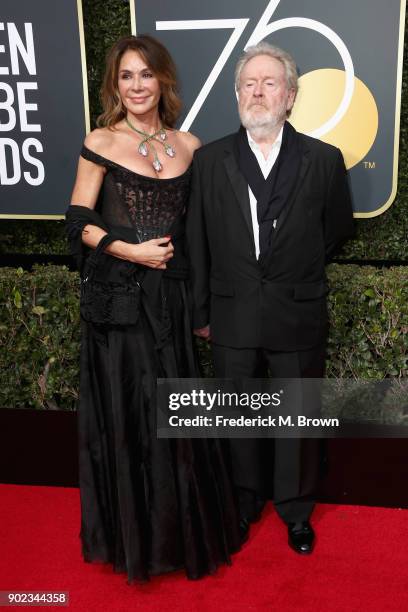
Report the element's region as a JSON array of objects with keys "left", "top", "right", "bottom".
[{"left": 234, "top": 121, "right": 301, "bottom": 256}]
